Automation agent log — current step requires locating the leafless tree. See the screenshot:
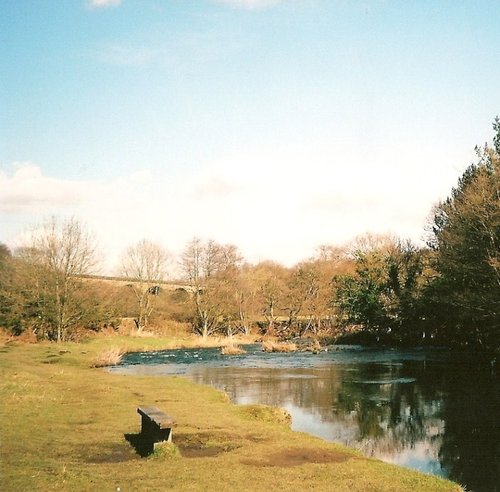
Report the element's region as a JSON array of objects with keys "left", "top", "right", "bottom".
[
  {"left": 251, "top": 261, "right": 288, "bottom": 335},
  {"left": 24, "top": 216, "right": 98, "bottom": 342},
  {"left": 180, "top": 237, "right": 242, "bottom": 338},
  {"left": 348, "top": 233, "right": 397, "bottom": 257},
  {"left": 120, "top": 239, "right": 169, "bottom": 332}
]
